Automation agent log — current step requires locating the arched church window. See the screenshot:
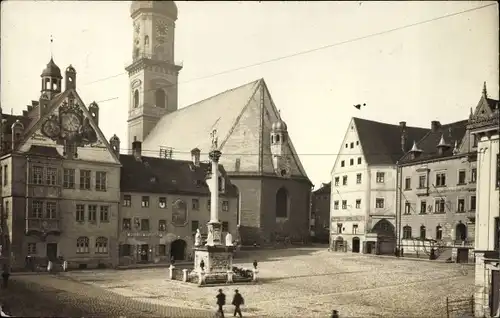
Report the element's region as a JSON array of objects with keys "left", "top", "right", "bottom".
[
  {"left": 276, "top": 134, "right": 280, "bottom": 143},
  {"left": 276, "top": 187, "right": 288, "bottom": 218},
  {"left": 155, "top": 89, "right": 167, "bottom": 108},
  {"left": 144, "top": 35, "right": 149, "bottom": 47},
  {"left": 133, "top": 89, "right": 139, "bottom": 108}
]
